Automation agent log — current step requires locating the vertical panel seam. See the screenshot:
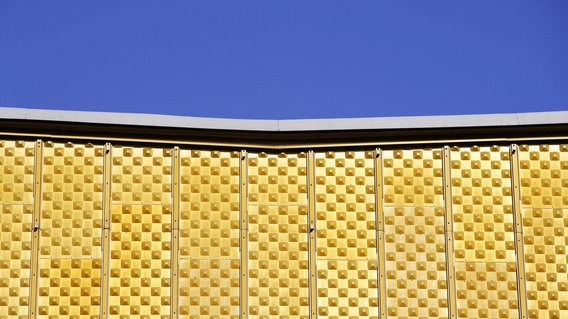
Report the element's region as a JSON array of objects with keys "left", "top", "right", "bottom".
[
  {"left": 101, "top": 142, "right": 112, "bottom": 319},
  {"left": 374, "top": 148, "right": 387, "bottom": 319},
  {"left": 442, "top": 146, "right": 457, "bottom": 319},
  {"left": 307, "top": 151, "right": 317, "bottom": 319},
  {"left": 171, "top": 147, "right": 180, "bottom": 319},
  {"left": 29, "top": 139, "right": 43, "bottom": 319},
  {"left": 240, "top": 150, "right": 249, "bottom": 319},
  {"left": 510, "top": 144, "right": 528, "bottom": 319}
]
